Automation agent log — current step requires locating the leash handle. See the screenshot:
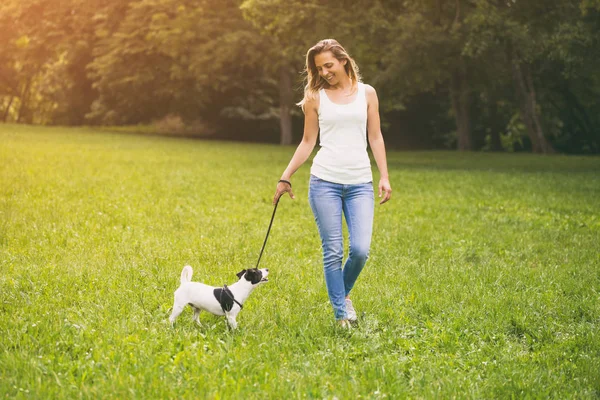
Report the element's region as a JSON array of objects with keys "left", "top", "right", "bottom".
[{"left": 255, "top": 198, "right": 279, "bottom": 269}]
